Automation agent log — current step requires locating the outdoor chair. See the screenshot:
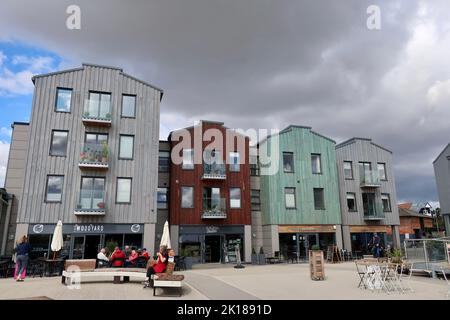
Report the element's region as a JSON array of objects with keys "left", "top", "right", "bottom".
[
  {"left": 96, "top": 259, "right": 110, "bottom": 268},
  {"left": 398, "top": 262, "right": 414, "bottom": 293},
  {"left": 439, "top": 268, "right": 450, "bottom": 299},
  {"left": 355, "top": 260, "right": 369, "bottom": 289},
  {"left": 29, "top": 260, "right": 44, "bottom": 277},
  {"left": 135, "top": 256, "right": 148, "bottom": 269}
]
